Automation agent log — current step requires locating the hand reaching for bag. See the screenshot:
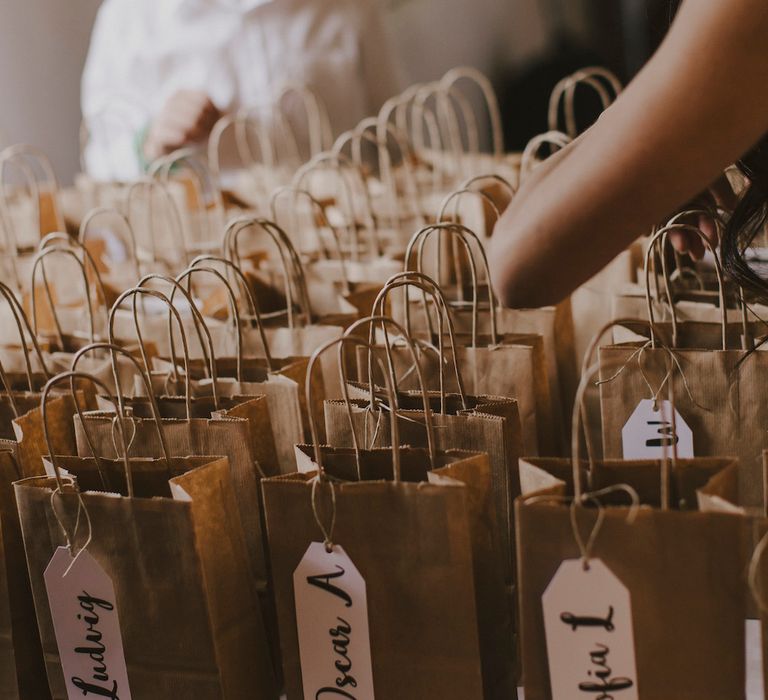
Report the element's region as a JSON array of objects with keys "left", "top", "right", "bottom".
[
  {"left": 668, "top": 171, "right": 740, "bottom": 260},
  {"left": 143, "top": 90, "right": 221, "bottom": 162}
]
